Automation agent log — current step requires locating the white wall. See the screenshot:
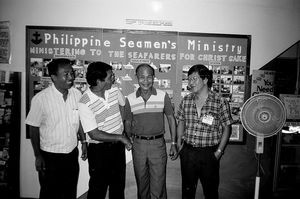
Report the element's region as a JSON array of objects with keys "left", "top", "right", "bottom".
[{"left": 0, "top": 0, "right": 299, "bottom": 197}]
